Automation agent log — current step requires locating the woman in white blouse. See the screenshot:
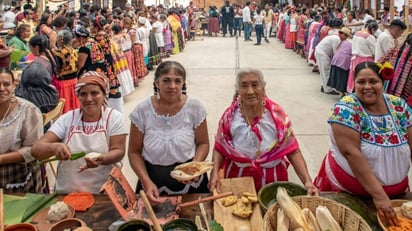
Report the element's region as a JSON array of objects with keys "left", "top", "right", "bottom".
[{"left": 128, "top": 61, "right": 210, "bottom": 204}]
